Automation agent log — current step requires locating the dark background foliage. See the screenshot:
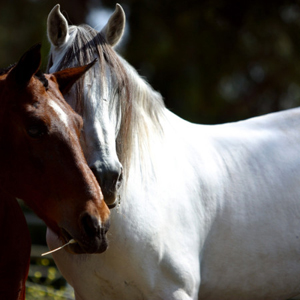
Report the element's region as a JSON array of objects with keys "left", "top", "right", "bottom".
[{"left": 2, "top": 0, "right": 300, "bottom": 125}]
